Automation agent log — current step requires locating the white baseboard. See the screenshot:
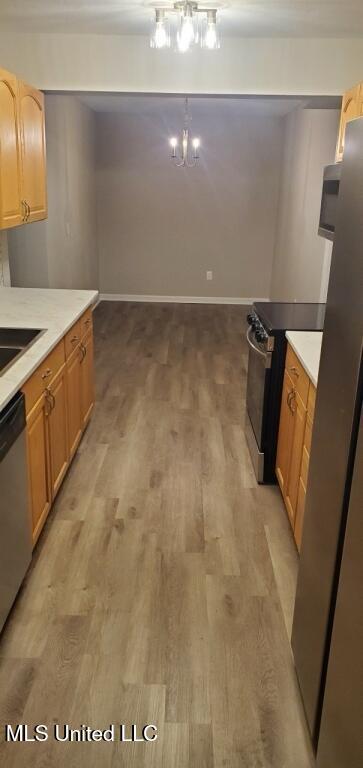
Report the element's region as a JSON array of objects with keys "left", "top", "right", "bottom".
[{"left": 98, "top": 293, "right": 268, "bottom": 305}]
